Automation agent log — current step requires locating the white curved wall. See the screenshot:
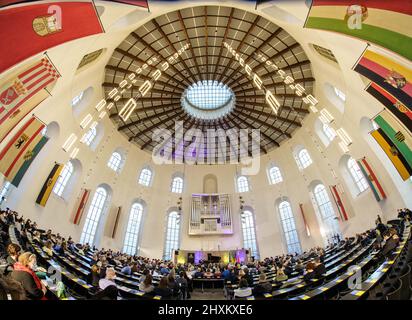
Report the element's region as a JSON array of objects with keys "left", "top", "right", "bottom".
[{"left": 1, "top": 0, "right": 410, "bottom": 260}]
